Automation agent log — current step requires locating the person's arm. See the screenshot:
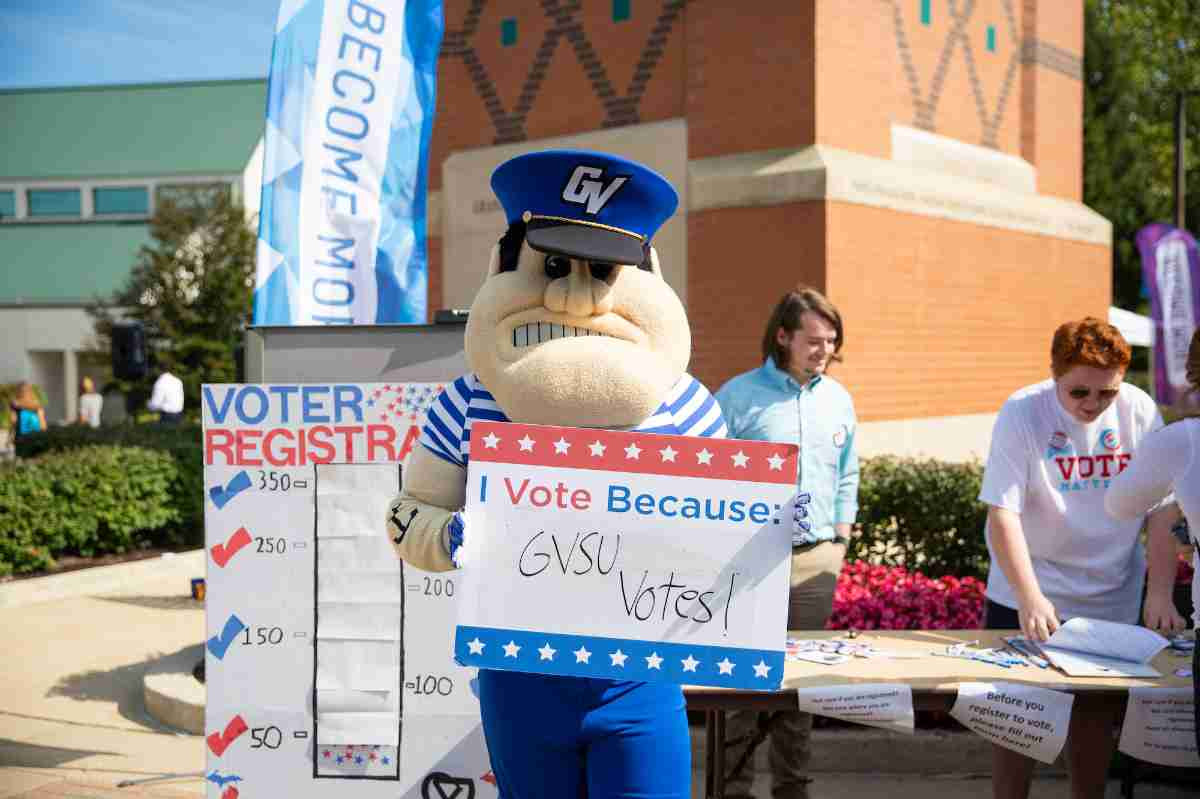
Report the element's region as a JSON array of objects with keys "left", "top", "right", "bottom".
[
  {"left": 1106, "top": 424, "right": 1189, "bottom": 634},
  {"left": 147, "top": 376, "right": 164, "bottom": 412},
  {"left": 1144, "top": 502, "right": 1186, "bottom": 634},
  {"left": 834, "top": 406, "right": 859, "bottom": 540},
  {"left": 987, "top": 505, "right": 1059, "bottom": 641}
]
